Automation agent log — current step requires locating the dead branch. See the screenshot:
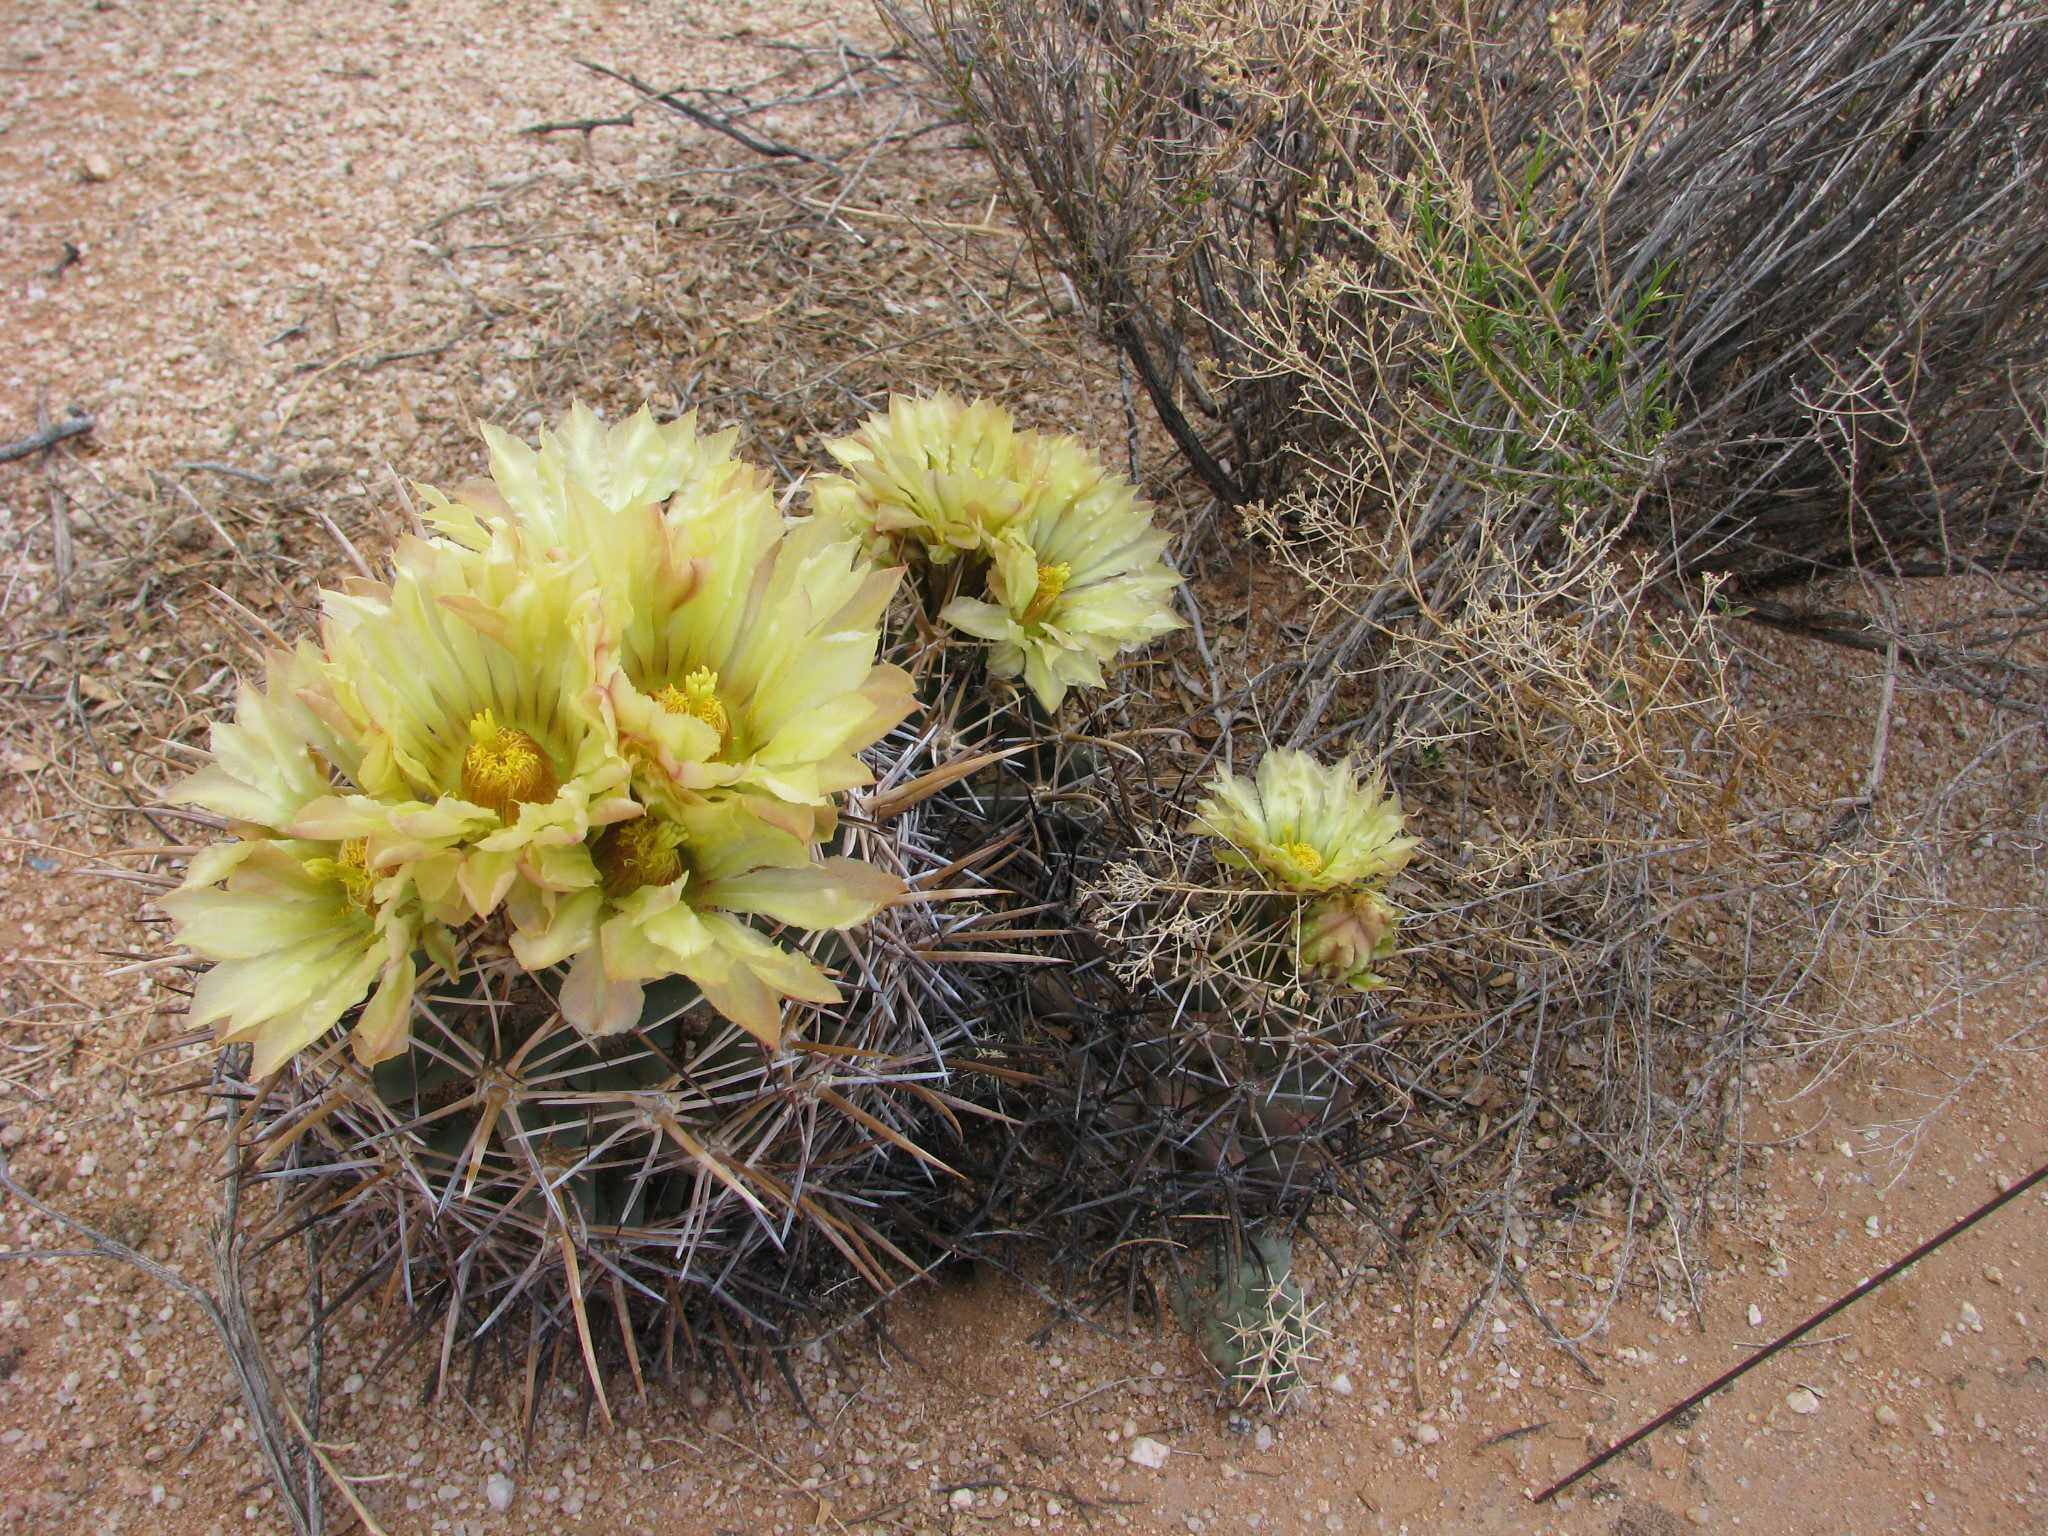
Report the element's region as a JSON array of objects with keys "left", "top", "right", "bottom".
[
  {"left": 580, "top": 60, "right": 840, "bottom": 168},
  {"left": 0, "top": 408, "right": 94, "bottom": 464}
]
